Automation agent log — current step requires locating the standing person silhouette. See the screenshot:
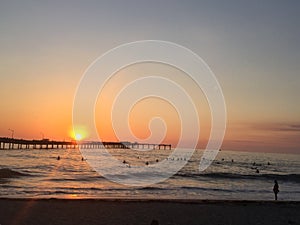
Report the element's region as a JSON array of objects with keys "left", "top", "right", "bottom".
[{"left": 273, "top": 180, "right": 279, "bottom": 200}]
